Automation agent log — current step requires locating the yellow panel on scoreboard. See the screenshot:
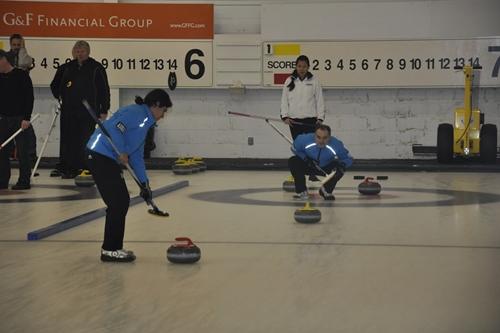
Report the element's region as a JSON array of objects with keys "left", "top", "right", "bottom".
[{"left": 273, "top": 44, "right": 301, "bottom": 56}]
